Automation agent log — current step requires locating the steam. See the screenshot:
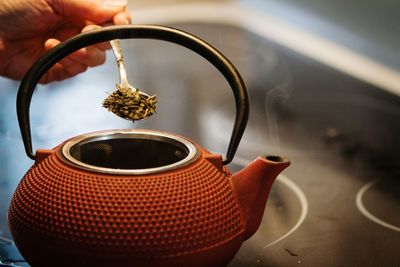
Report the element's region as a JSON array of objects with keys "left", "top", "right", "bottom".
[
  {"left": 263, "top": 60, "right": 293, "bottom": 153},
  {"left": 213, "top": 27, "right": 295, "bottom": 155}
]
